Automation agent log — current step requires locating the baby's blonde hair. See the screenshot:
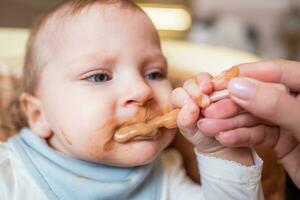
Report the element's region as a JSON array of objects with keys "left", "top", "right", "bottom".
[{"left": 6, "top": 0, "right": 141, "bottom": 134}]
